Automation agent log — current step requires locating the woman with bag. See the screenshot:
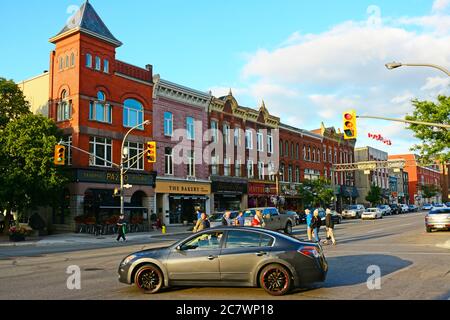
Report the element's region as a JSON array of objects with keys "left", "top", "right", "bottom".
[{"left": 251, "top": 210, "right": 265, "bottom": 228}]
